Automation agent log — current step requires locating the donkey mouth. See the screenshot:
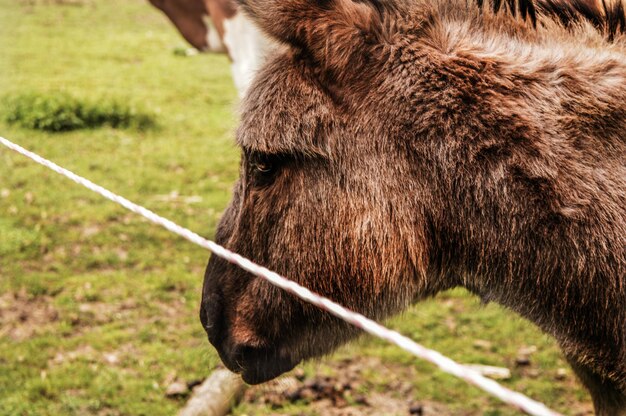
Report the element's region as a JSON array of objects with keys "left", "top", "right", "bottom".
[
  {"left": 216, "top": 344, "right": 299, "bottom": 384},
  {"left": 200, "top": 295, "right": 298, "bottom": 383}
]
